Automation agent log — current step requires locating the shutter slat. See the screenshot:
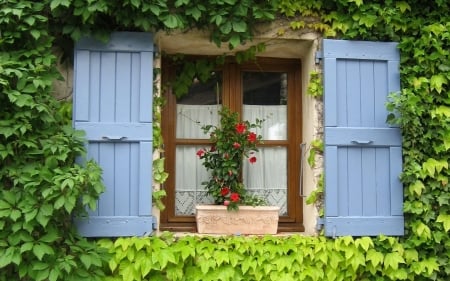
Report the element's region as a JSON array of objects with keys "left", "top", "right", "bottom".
[
  {"left": 73, "top": 32, "right": 154, "bottom": 237},
  {"left": 322, "top": 39, "right": 403, "bottom": 237},
  {"left": 74, "top": 50, "right": 90, "bottom": 121},
  {"left": 139, "top": 52, "right": 153, "bottom": 123},
  {"left": 324, "top": 58, "right": 338, "bottom": 127},
  {"left": 325, "top": 146, "right": 339, "bottom": 216},
  {"left": 139, "top": 142, "right": 152, "bottom": 216}
]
